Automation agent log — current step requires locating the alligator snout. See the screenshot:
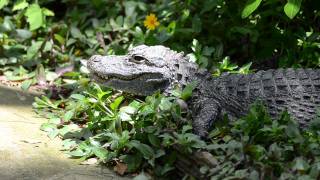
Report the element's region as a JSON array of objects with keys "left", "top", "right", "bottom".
[
  {"left": 87, "top": 55, "right": 102, "bottom": 73},
  {"left": 89, "top": 55, "right": 102, "bottom": 63}
]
